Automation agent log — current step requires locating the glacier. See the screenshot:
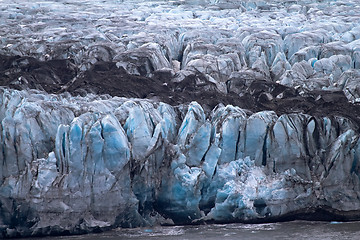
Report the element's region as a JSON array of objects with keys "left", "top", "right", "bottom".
[{"left": 1, "top": 0, "right": 360, "bottom": 238}]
